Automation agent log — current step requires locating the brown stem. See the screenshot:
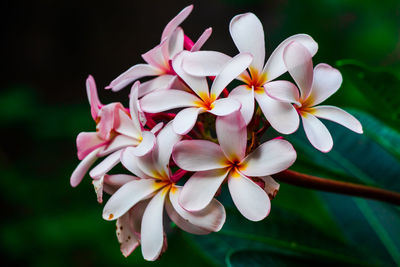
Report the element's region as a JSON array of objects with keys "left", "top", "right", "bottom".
[{"left": 273, "top": 170, "right": 400, "bottom": 205}]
